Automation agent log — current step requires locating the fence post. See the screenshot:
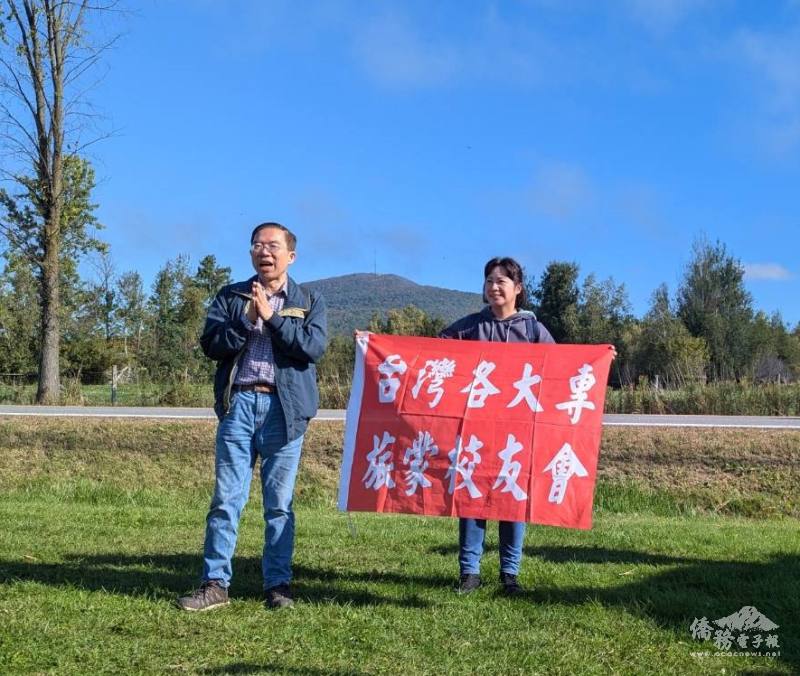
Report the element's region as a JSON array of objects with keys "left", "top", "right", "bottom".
[{"left": 111, "top": 364, "right": 117, "bottom": 406}]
